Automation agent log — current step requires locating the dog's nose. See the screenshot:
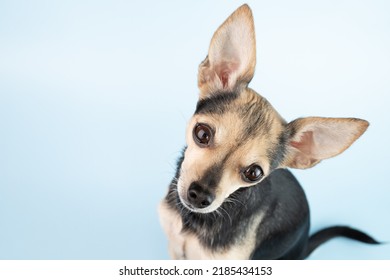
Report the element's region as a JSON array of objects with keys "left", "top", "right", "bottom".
[{"left": 187, "top": 182, "right": 215, "bottom": 209}]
